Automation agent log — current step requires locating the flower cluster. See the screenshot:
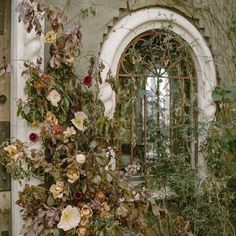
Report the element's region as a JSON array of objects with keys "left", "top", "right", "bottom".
[{"left": 0, "top": 1, "right": 154, "bottom": 235}]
